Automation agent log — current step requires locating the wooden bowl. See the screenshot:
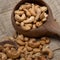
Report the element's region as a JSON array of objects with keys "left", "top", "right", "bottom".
[{"left": 11, "top": 0, "right": 54, "bottom": 38}]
